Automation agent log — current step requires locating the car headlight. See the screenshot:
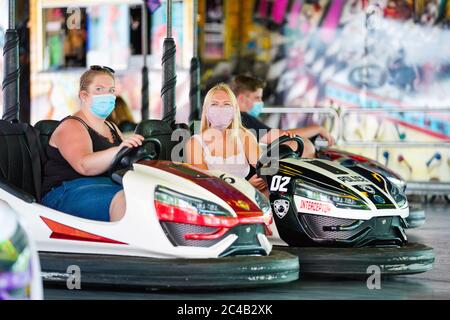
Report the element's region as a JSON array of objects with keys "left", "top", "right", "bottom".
[
  {"left": 294, "top": 180, "right": 369, "bottom": 210},
  {"left": 394, "top": 194, "right": 407, "bottom": 208},
  {"left": 390, "top": 185, "right": 408, "bottom": 208},
  {"left": 155, "top": 186, "right": 233, "bottom": 217},
  {"left": 387, "top": 177, "right": 406, "bottom": 193},
  {"left": 254, "top": 190, "right": 272, "bottom": 216}
]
